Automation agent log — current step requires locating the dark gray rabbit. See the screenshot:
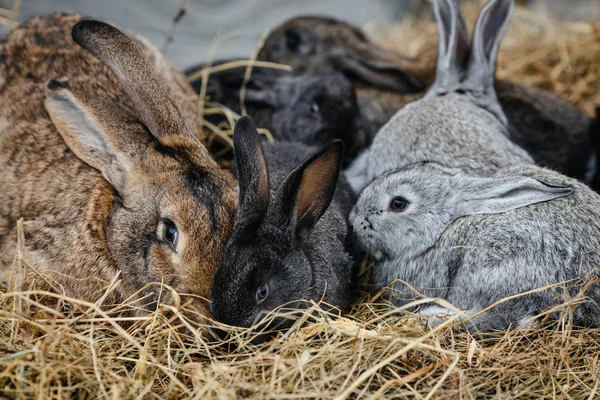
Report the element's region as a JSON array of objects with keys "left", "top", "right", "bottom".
[
  {"left": 351, "top": 161, "right": 600, "bottom": 330},
  {"left": 186, "top": 61, "right": 367, "bottom": 163},
  {"left": 258, "top": 12, "right": 595, "bottom": 185},
  {"left": 210, "top": 116, "right": 355, "bottom": 334},
  {"left": 346, "top": 0, "right": 534, "bottom": 194}
]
